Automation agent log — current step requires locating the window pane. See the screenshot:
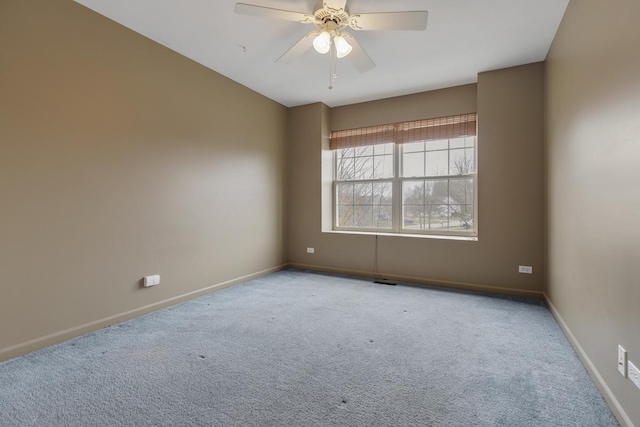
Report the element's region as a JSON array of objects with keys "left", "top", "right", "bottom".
[
  {"left": 338, "top": 144, "right": 396, "bottom": 182},
  {"left": 354, "top": 205, "right": 373, "bottom": 228},
  {"left": 462, "top": 205, "right": 474, "bottom": 230},
  {"left": 354, "top": 156, "right": 374, "bottom": 180},
  {"left": 403, "top": 204, "right": 422, "bottom": 229},
  {"left": 337, "top": 153, "right": 355, "bottom": 180},
  {"left": 400, "top": 178, "right": 475, "bottom": 233},
  {"left": 340, "top": 147, "right": 356, "bottom": 158},
  {"left": 336, "top": 182, "right": 354, "bottom": 206},
  {"left": 449, "top": 137, "right": 465, "bottom": 149},
  {"left": 374, "top": 206, "right": 392, "bottom": 229},
  {"left": 373, "top": 182, "right": 393, "bottom": 206},
  {"left": 403, "top": 180, "right": 425, "bottom": 205},
  {"left": 419, "top": 205, "right": 446, "bottom": 230},
  {"left": 353, "top": 183, "right": 373, "bottom": 205},
  {"left": 403, "top": 180, "right": 425, "bottom": 230},
  {"left": 426, "top": 139, "right": 448, "bottom": 151},
  {"left": 450, "top": 148, "right": 475, "bottom": 175},
  {"left": 403, "top": 141, "right": 424, "bottom": 153},
  {"left": 449, "top": 177, "right": 474, "bottom": 205},
  {"left": 425, "top": 179, "right": 448, "bottom": 203},
  {"left": 374, "top": 143, "right": 394, "bottom": 155},
  {"left": 373, "top": 155, "right": 393, "bottom": 179},
  {"left": 403, "top": 152, "right": 424, "bottom": 177},
  {"left": 336, "top": 179, "right": 394, "bottom": 230},
  {"left": 336, "top": 204, "right": 354, "bottom": 227},
  {"left": 451, "top": 137, "right": 476, "bottom": 149},
  {"left": 355, "top": 145, "right": 374, "bottom": 156},
  {"left": 449, "top": 205, "right": 472, "bottom": 231},
  {"left": 425, "top": 150, "right": 449, "bottom": 176},
  {"left": 435, "top": 205, "right": 451, "bottom": 227},
  {"left": 449, "top": 205, "right": 464, "bottom": 230}
]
